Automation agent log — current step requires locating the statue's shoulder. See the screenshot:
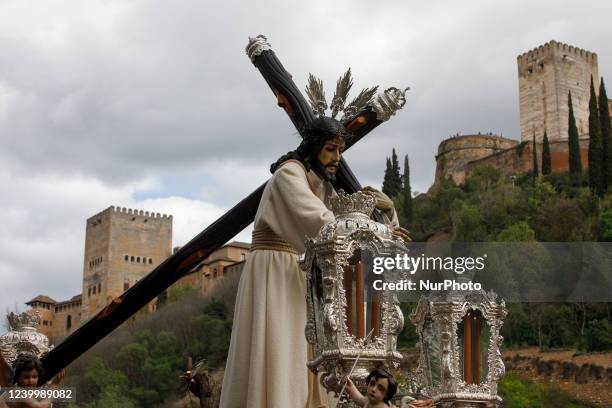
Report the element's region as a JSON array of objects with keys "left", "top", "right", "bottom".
[{"left": 275, "top": 159, "right": 308, "bottom": 176}]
